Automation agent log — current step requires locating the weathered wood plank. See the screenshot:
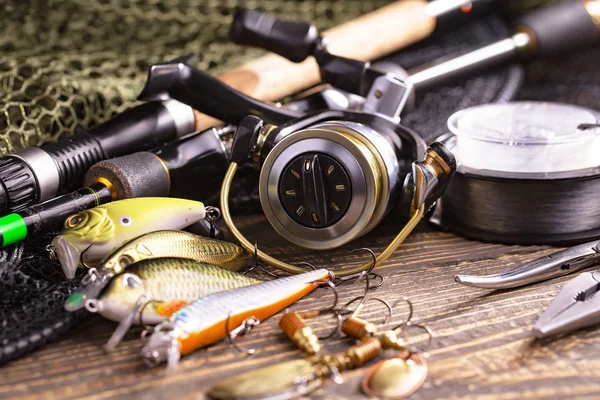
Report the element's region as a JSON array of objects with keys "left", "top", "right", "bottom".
[{"left": 1, "top": 216, "right": 598, "bottom": 400}]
